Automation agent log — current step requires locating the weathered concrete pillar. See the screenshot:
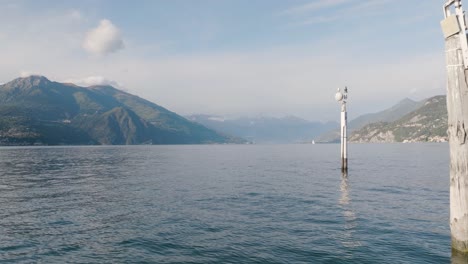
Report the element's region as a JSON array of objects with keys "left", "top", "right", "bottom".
[
  {"left": 441, "top": 1, "right": 468, "bottom": 251},
  {"left": 452, "top": 247, "right": 468, "bottom": 263},
  {"left": 445, "top": 27, "right": 468, "bottom": 253}
]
